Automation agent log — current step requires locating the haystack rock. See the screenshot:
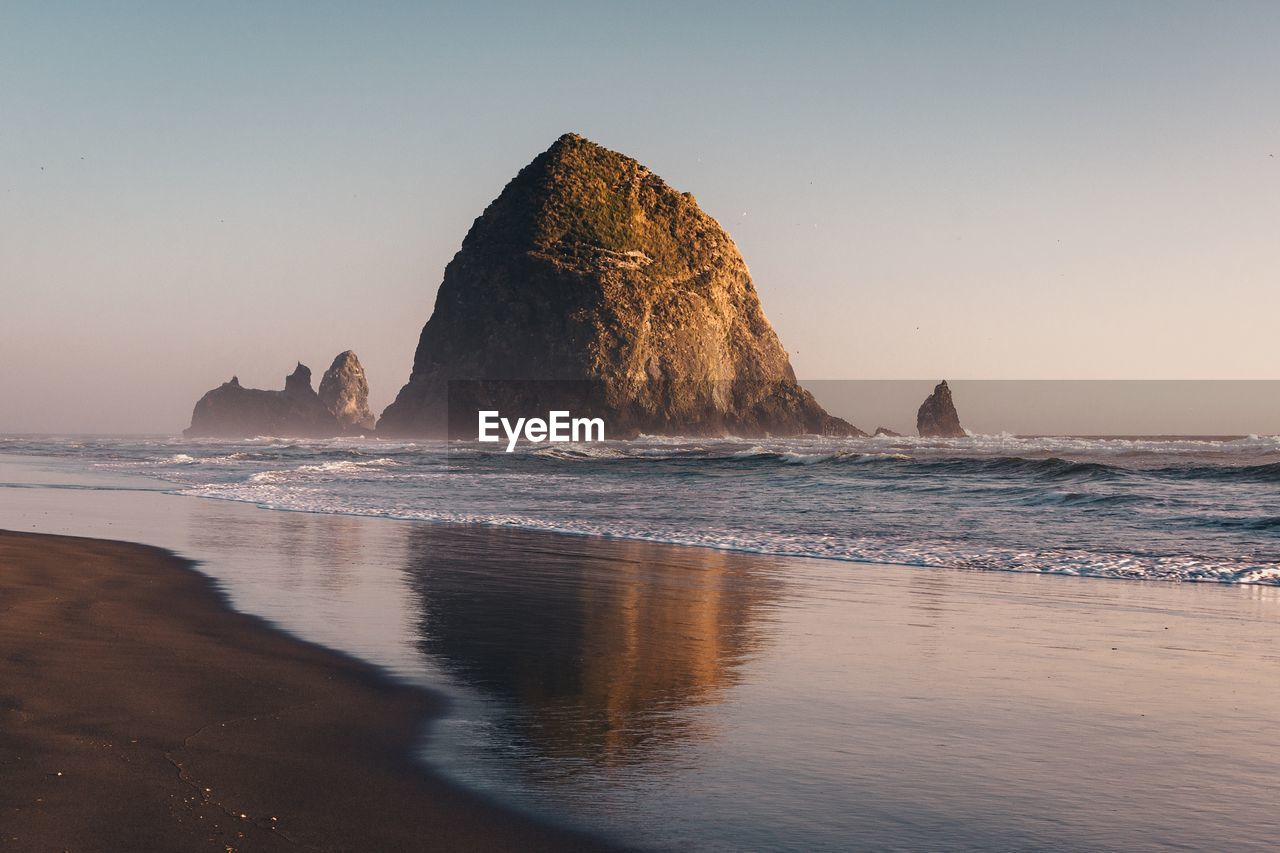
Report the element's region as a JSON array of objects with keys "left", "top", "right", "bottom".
[
  {"left": 916, "top": 380, "right": 966, "bottom": 438},
  {"left": 873, "top": 426, "right": 903, "bottom": 437},
  {"left": 319, "top": 350, "right": 375, "bottom": 433},
  {"left": 377, "top": 133, "right": 861, "bottom": 439},
  {"left": 184, "top": 363, "right": 340, "bottom": 438}
]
